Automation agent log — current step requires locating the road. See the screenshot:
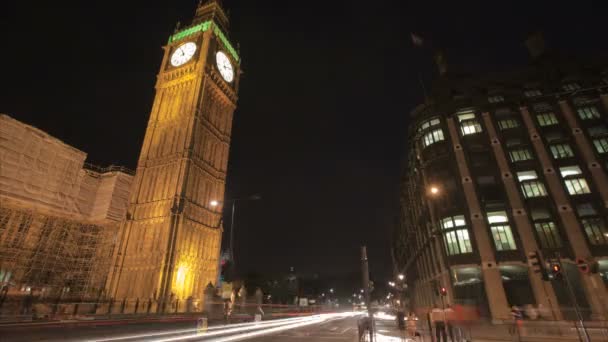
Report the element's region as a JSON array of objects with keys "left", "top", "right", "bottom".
[
  {"left": 247, "top": 313, "right": 358, "bottom": 341},
  {"left": 0, "top": 312, "right": 366, "bottom": 342}
]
